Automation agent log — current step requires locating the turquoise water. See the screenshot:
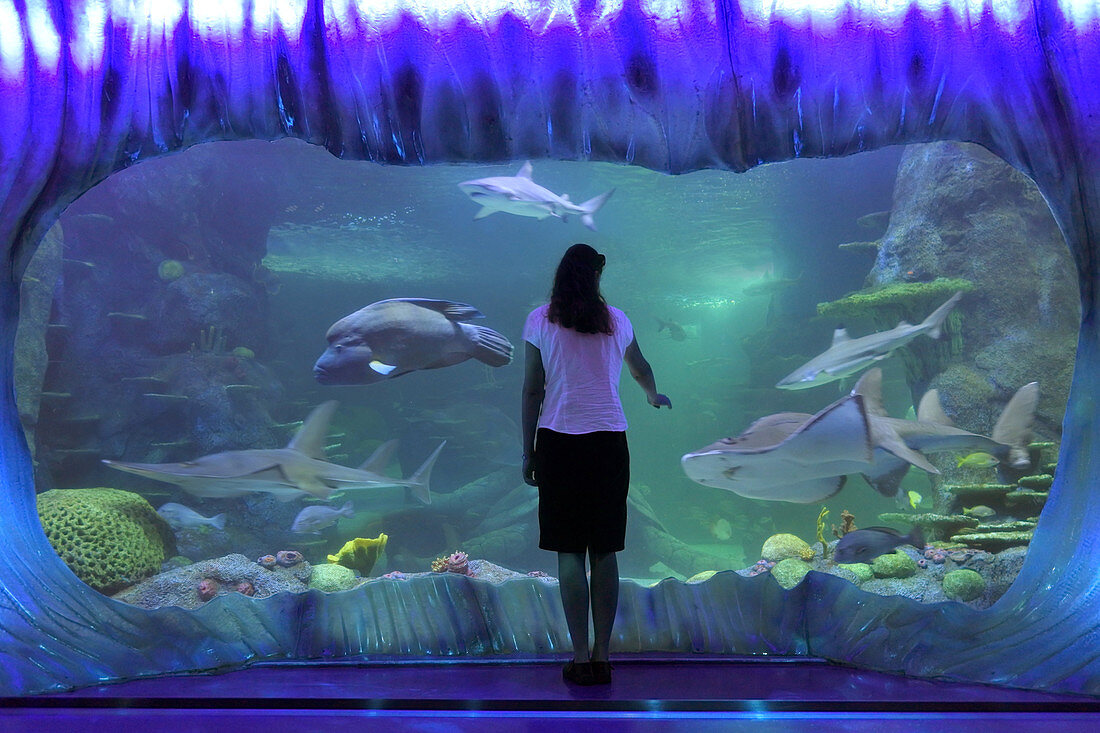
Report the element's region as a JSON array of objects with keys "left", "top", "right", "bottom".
[{"left": 18, "top": 139, "right": 1069, "bottom": 598}]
